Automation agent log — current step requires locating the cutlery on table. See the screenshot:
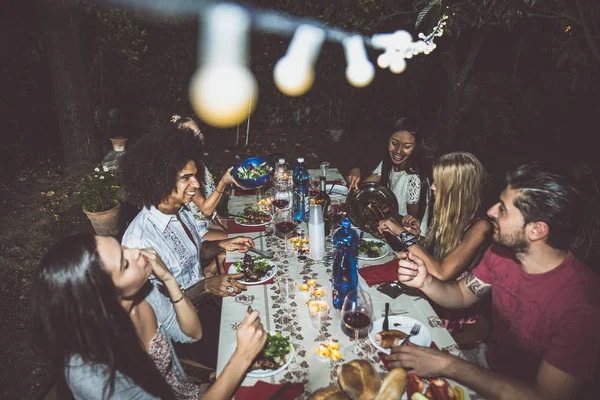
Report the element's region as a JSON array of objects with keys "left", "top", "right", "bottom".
[
  {"left": 383, "top": 302, "right": 390, "bottom": 331},
  {"left": 268, "top": 381, "right": 292, "bottom": 400},
  {"left": 247, "top": 247, "right": 274, "bottom": 259},
  {"left": 401, "top": 324, "right": 421, "bottom": 345}
]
